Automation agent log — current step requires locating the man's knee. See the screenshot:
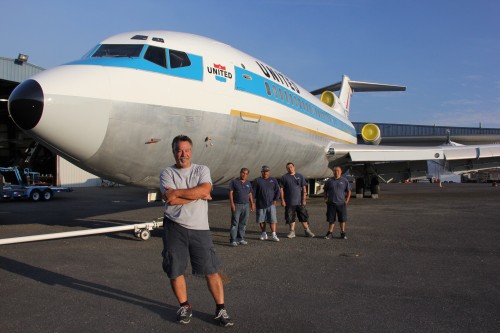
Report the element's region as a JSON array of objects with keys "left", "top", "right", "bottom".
[{"left": 206, "top": 272, "right": 222, "bottom": 283}]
